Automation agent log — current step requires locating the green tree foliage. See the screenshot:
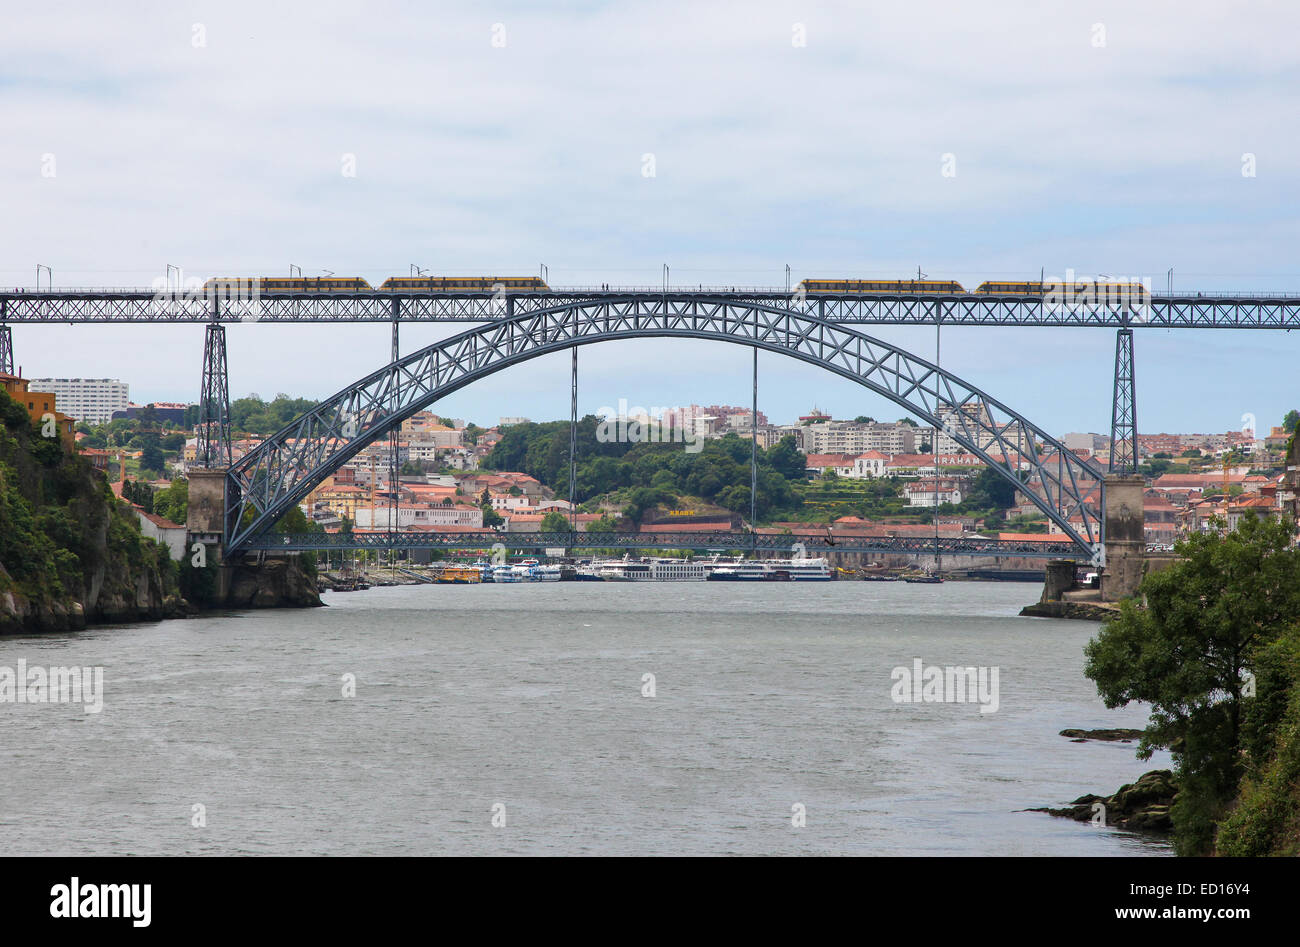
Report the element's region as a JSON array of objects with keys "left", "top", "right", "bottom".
[
  {"left": 140, "top": 442, "right": 165, "bottom": 475},
  {"left": 587, "top": 513, "right": 619, "bottom": 533},
  {"left": 152, "top": 479, "right": 188, "bottom": 525},
  {"left": 482, "top": 421, "right": 805, "bottom": 523},
  {"left": 0, "top": 389, "right": 177, "bottom": 616},
  {"left": 963, "top": 467, "right": 1020, "bottom": 511},
  {"left": 1215, "top": 626, "right": 1300, "bottom": 855},
  {"left": 1139, "top": 458, "right": 1173, "bottom": 478},
  {"left": 480, "top": 499, "right": 503, "bottom": 528},
  {"left": 1084, "top": 514, "right": 1300, "bottom": 855},
  {"left": 229, "top": 393, "right": 320, "bottom": 435},
  {"left": 539, "top": 510, "right": 571, "bottom": 532}
]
